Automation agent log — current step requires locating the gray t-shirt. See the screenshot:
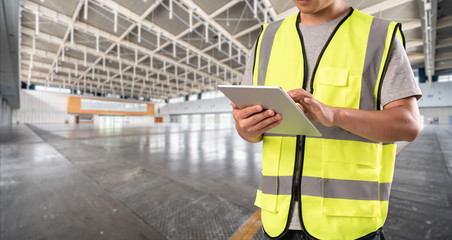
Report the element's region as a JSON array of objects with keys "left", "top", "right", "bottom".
[{"left": 241, "top": 11, "right": 422, "bottom": 230}]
